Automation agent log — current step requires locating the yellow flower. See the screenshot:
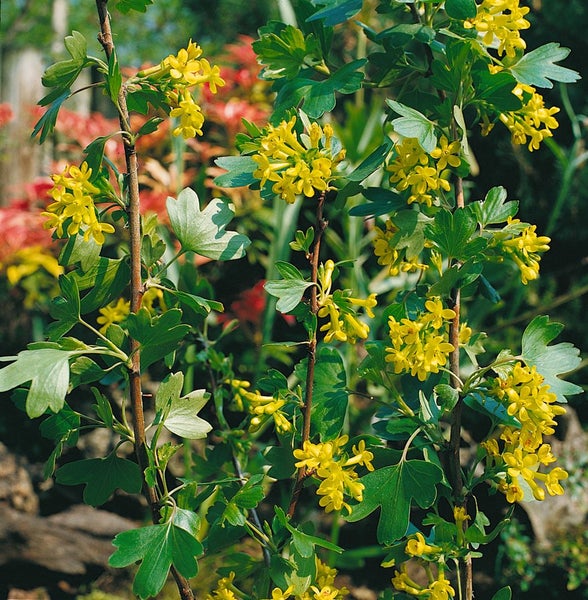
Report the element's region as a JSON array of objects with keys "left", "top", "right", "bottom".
[
  {"left": 168, "top": 89, "right": 206, "bottom": 138},
  {"left": 250, "top": 116, "right": 345, "bottom": 203},
  {"left": 429, "top": 576, "right": 456, "bottom": 600},
  {"left": 96, "top": 297, "right": 131, "bottom": 333},
  {"left": 5, "top": 246, "right": 63, "bottom": 285},
  {"left": 405, "top": 532, "right": 439, "bottom": 557},
  {"left": 430, "top": 136, "right": 461, "bottom": 171}
]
